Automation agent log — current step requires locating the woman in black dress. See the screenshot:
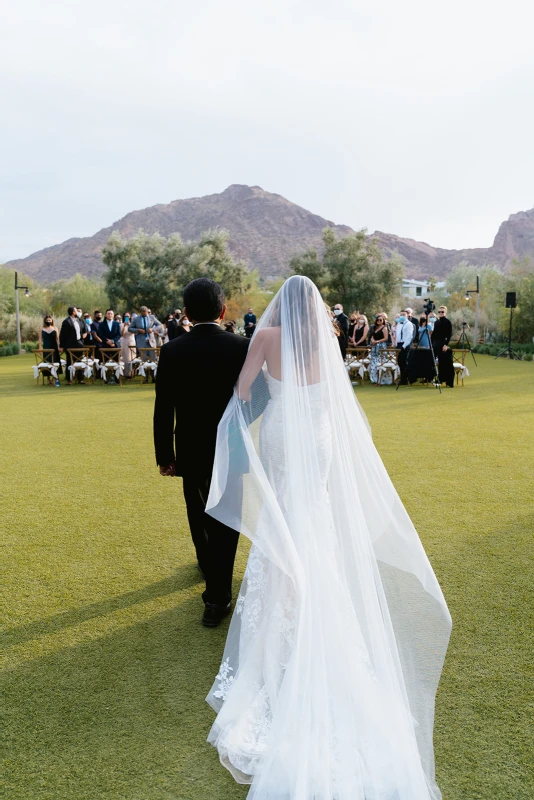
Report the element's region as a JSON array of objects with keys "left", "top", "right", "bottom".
[
  {"left": 38, "top": 314, "right": 62, "bottom": 385},
  {"left": 351, "top": 314, "right": 369, "bottom": 348}
]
